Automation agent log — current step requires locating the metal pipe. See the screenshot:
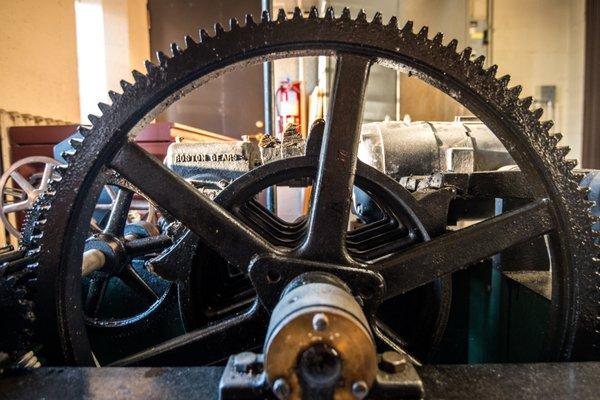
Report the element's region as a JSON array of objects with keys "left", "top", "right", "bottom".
[
  {"left": 262, "top": 0, "right": 275, "bottom": 138},
  {"left": 262, "top": 0, "right": 277, "bottom": 213}
]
